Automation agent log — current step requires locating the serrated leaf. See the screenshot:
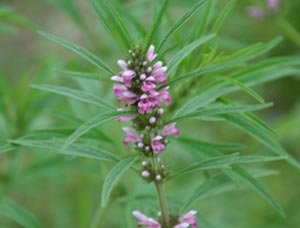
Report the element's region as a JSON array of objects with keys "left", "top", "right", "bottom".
[
  {"left": 222, "top": 114, "right": 300, "bottom": 168},
  {"left": 62, "top": 111, "right": 132, "bottom": 150},
  {"left": 168, "top": 34, "right": 216, "bottom": 74},
  {"left": 38, "top": 31, "right": 115, "bottom": 75},
  {"left": 169, "top": 102, "right": 273, "bottom": 123},
  {"left": 32, "top": 84, "right": 115, "bottom": 110},
  {"left": 0, "top": 199, "right": 41, "bottom": 228},
  {"left": 157, "top": 0, "right": 207, "bottom": 51},
  {"left": 101, "top": 156, "right": 136, "bottom": 206},
  {"left": 9, "top": 138, "right": 119, "bottom": 162},
  {"left": 171, "top": 155, "right": 284, "bottom": 178}
]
